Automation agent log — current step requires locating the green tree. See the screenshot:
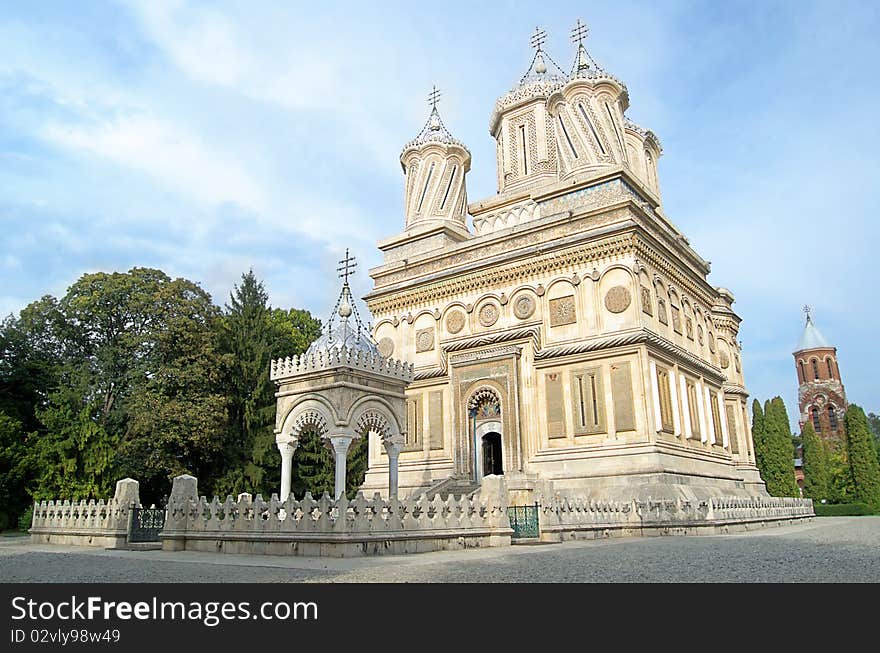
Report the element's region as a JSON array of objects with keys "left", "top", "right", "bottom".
[
  {"left": 290, "top": 428, "right": 334, "bottom": 498},
  {"left": 801, "top": 421, "right": 831, "bottom": 502},
  {"left": 214, "top": 272, "right": 321, "bottom": 499},
  {"left": 0, "top": 413, "right": 35, "bottom": 529},
  {"left": 844, "top": 404, "right": 880, "bottom": 511},
  {"left": 115, "top": 279, "right": 230, "bottom": 503},
  {"left": 751, "top": 399, "right": 767, "bottom": 476},
  {"left": 867, "top": 412, "right": 880, "bottom": 464},
  {"left": 345, "top": 436, "right": 370, "bottom": 499},
  {"left": 758, "top": 397, "right": 800, "bottom": 497}
]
